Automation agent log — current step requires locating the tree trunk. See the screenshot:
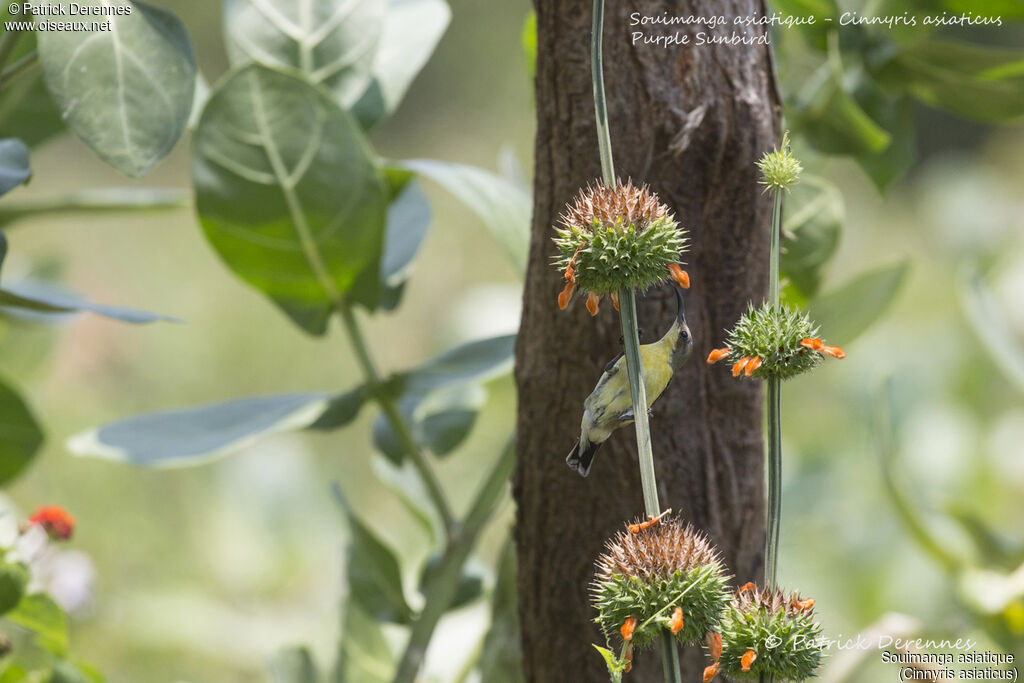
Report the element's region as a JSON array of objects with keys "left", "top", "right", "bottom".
[{"left": 513, "top": 1, "right": 780, "bottom": 680}]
